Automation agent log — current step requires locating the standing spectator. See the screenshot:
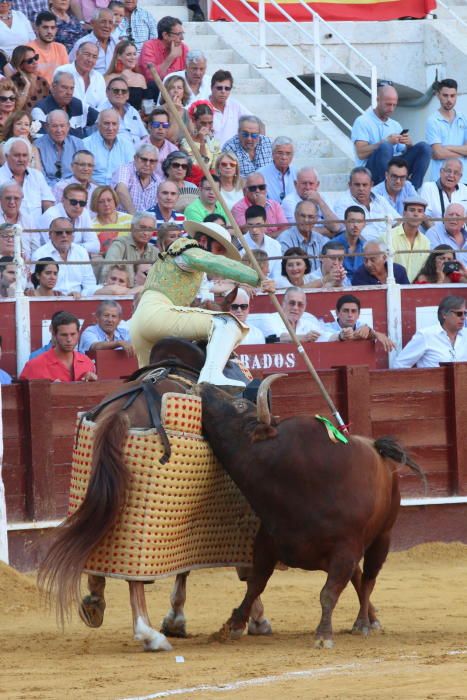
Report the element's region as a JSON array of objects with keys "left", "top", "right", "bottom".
[
  {"left": 165, "top": 49, "right": 211, "bottom": 106},
  {"left": 332, "top": 205, "right": 366, "bottom": 282},
  {"left": 36, "top": 110, "right": 84, "bottom": 186},
  {"left": 9, "top": 46, "right": 49, "bottom": 112},
  {"left": 372, "top": 156, "right": 417, "bottom": 215},
  {"left": 53, "top": 148, "right": 97, "bottom": 202},
  {"left": 12, "top": 0, "right": 48, "bottom": 25},
  {"left": 239, "top": 204, "right": 282, "bottom": 281},
  {"left": 232, "top": 171, "right": 287, "bottom": 238},
  {"left": 281, "top": 166, "right": 340, "bottom": 235},
  {"left": 104, "top": 210, "right": 158, "bottom": 283},
  {"left": 19, "top": 311, "right": 97, "bottom": 382},
  {"left": 425, "top": 79, "right": 467, "bottom": 181},
  {"left": 82, "top": 108, "right": 135, "bottom": 185},
  {"left": 279, "top": 200, "right": 328, "bottom": 271},
  {"left": 105, "top": 39, "right": 154, "bottom": 112},
  {"left": 78, "top": 299, "right": 134, "bottom": 354},
  {"left": 184, "top": 174, "right": 227, "bottom": 223},
  {"left": 258, "top": 136, "right": 296, "bottom": 204},
  {"left": 0, "top": 182, "right": 39, "bottom": 260},
  {"left": 0, "top": 0, "right": 34, "bottom": 58},
  {"left": 147, "top": 106, "right": 177, "bottom": 178},
  {"left": 147, "top": 179, "right": 184, "bottom": 229},
  {"left": 214, "top": 151, "right": 243, "bottom": 209},
  {"left": 180, "top": 100, "right": 221, "bottom": 170},
  {"left": 391, "top": 196, "right": 430, "bottom": 283},
  {"left": 69, "top": 8, "right": 118, "bottom": 74},
  {"left": 426, "top": 203, "right": 467, "bottom": 267},
  {"left": 139, "top": 16, "right": 188, "bottom": 82},
  {"left": 419, "top": 158, "right": 467, "bottom": 223},
  {"left": 28, "top": 11, "right": 69, "bottom": 85},
  {"left": 0, "top": 111, "right": 42, "bottom": 172},
  {"left": 74, "top": 0, "right": 111, "bottom": 24},
  {"left": 209, "top": 70, "right": 247, "bottom": 146},
  {"left": 50, "top": 0, "right": 87, "bottom": 54},
  {"left": 113, "top": 143, "right": 161, "bottom": 214},
  {"left": 90, "top": 184, "right": 132, "bottom": 254},
  {"left": 351, "top": 83, "right": 430, "bottom": 188},
  {"left": 0, "top": 80, "right": 19, "bottom": 135},
  {"left": 101, "top": 75, "right": 147, "bottom": 145},
  {"left": 352, "top": 241, "right": 410, "bottom": 286},
  {"left": 222, "top": 115, "right": 273, "bottom": 177},
  {"left": 37, "top": 182, "right": 99, "bottom": 253},
  {"left": 119, "top": 0, "right": 157, "bottom": 54},
  {"left": 59, "top": 42, "right": 107, "bottom": 110}
]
